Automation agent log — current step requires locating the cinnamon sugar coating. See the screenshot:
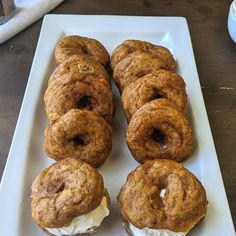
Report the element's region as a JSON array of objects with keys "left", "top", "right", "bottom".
[
  {"left": 118, "top": 160, "right": 207, "bottom": 233},
  {"left": 113, "top": 51, "right": 168, "bottom": 92},
  {"left": 49, "top": 54, "right": 110, "bottom": 85},
  {"left": 44, "top": 109, "right": 112, "bottom": 167},
  {"left": 111, "top": 39, "right": 175, "bottom": 70},
  {"left": 44, "top": 72, "right": 114, "bottom": 124},
  {"left": 31, "top": 158, "right": 105, "bottom": 228},
  {"left": 122, "top": 70, "right": 187, "bottom": 122},
  {"left": 55, "top": 35, "right": 109, "bottom": 65},
  {"left": 126, "top": 99, "right": 193, "bottom": 163}
]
